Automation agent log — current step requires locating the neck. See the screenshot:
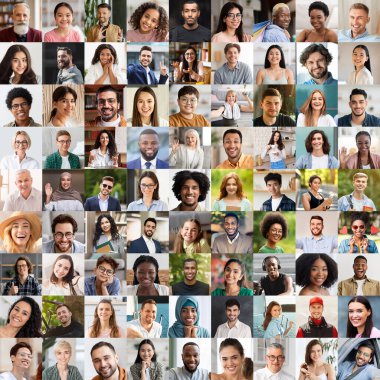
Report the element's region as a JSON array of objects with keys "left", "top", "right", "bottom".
[
  {"left": 353, "top": 190, "right": 364, "bottom": 198},
  {"left": 98, "top": 192, "right": 108, "bottom": 201},
  {"left": 184, "top": 278, "right": 197, "bottom": 286},
  {"left": 266, "top": 241, "right": 276, "bottom": 249},
  {"left": 141, "top": 115, "right": 151, "bottom": 125},
  {"left": 183, "top": 22, "right": 199, "bottom": 30},
  {"left": 269, "top": 273, "right": 280, "bottom": 281},
  {"left": 142, "top": 196, "right": 153, "bottom": 206},
  {"left": 18, "top": 274, "right": 28, "bottom": 283},
  {"left": 271, "top": 192, "right": 282, "bottom": 199},
  {"left": 270, "top": 63, "right": 280, "bottom": 70},
  {"left": 351, "top": 112, "right": 366, "bottom": 124},
  {"left": 312, "top": 233, "right": 323, "bottom": 239},
  {"left": 225, "top": 26, "right": 237, "bottom": 36},
  {"left": 100, "top": 146, "right": 108, "bottom": 154},
  {"left": 307, "top": 284, "right": 323, "bottom": 292},
  {"left": 5, "top": 323, "right": 22, "bottom": 337},
  {"left": 263, "top": 114, "right": 277, "bottom": 125},
  {"left": 354, "top": 236, "right": 364, "bottom": 242},
  {"left": 140, "top": 318, "right": 153, "bottom": 330},
  {"left": 227, "top": 61, "right": 238, "bottom": 69},
  {"left": 16, "top": 151, "right": 26, "bottom": 160},
  {"left": 313, "top": 73, "right": 328, "bottom": 85},
  {"left": 228, "top": 152, "right": 242, "bottom": 164},
  {"left": 15, "top": 118, "right": 30, "bottom": 127},
  {"left": 53, "top": 113, "right": 69, "bottom": 125},
  {"left": 108, "top": 367, "right": 120, "bottom": 380},
  {"left": 100, "top": 319, "right": 111, "bottom": 330},
  {"left": 61, "top": 320, "right": 71, "bottom": 327},
  {"left": 357, "top": 324, "right": 365, "bottom": 335},
  {"left": 56, "top": 363, "right": 68, "bottom": 371},
  {"left": 312, "top": 149, "right": 324, "bottom": 157},
  {"left": 227, "top": 319, "right": 238, "bottom": 328},
  {"left": 356, "top": 64, "right": 365, "bottom": 71},
  {"left": 312, "top": 109, "right": 321, "bottom": 117},
  {"left": 352, "top": 28, "right": 365, "bottom": 38},
  {"left": 354, "top": 275, "right": 365, "bottom": 280},
  {"left": 179, "top": 202, "right": 198, "bottom": 211},
  {"left": 59, "top": 150, "right": 68, "bottom": 157},
  {"left": 225, "top": 284, "right": 240, "bottom": 294},
  {"left": 227, "top": 232, "right": 238, "bottom": 241}
]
